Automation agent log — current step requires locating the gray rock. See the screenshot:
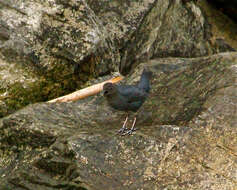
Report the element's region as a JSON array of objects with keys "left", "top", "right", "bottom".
[
  {"left": 0, "top": 52, "right": 236, "bottom": 189},
  {"left": 0, "top": 0, "right": 119, "bottom": 117},
  {"left": 120, "top": 0, "right": 236, "bottom": 74},
  {"left": 0, "top": 0, "right": 237, "bottom": 117}
]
